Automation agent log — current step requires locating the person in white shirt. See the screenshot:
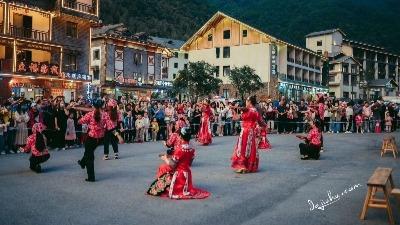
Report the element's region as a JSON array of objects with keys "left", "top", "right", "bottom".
[
  {"left": 345, "top": 103, "right": 354, "bottom": 133},
  {"left": 135, "top": 114, "right": 145, "bottom": 143},
  {"left": 143, "top": 112, "right": 150, "bottom": 141}
]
